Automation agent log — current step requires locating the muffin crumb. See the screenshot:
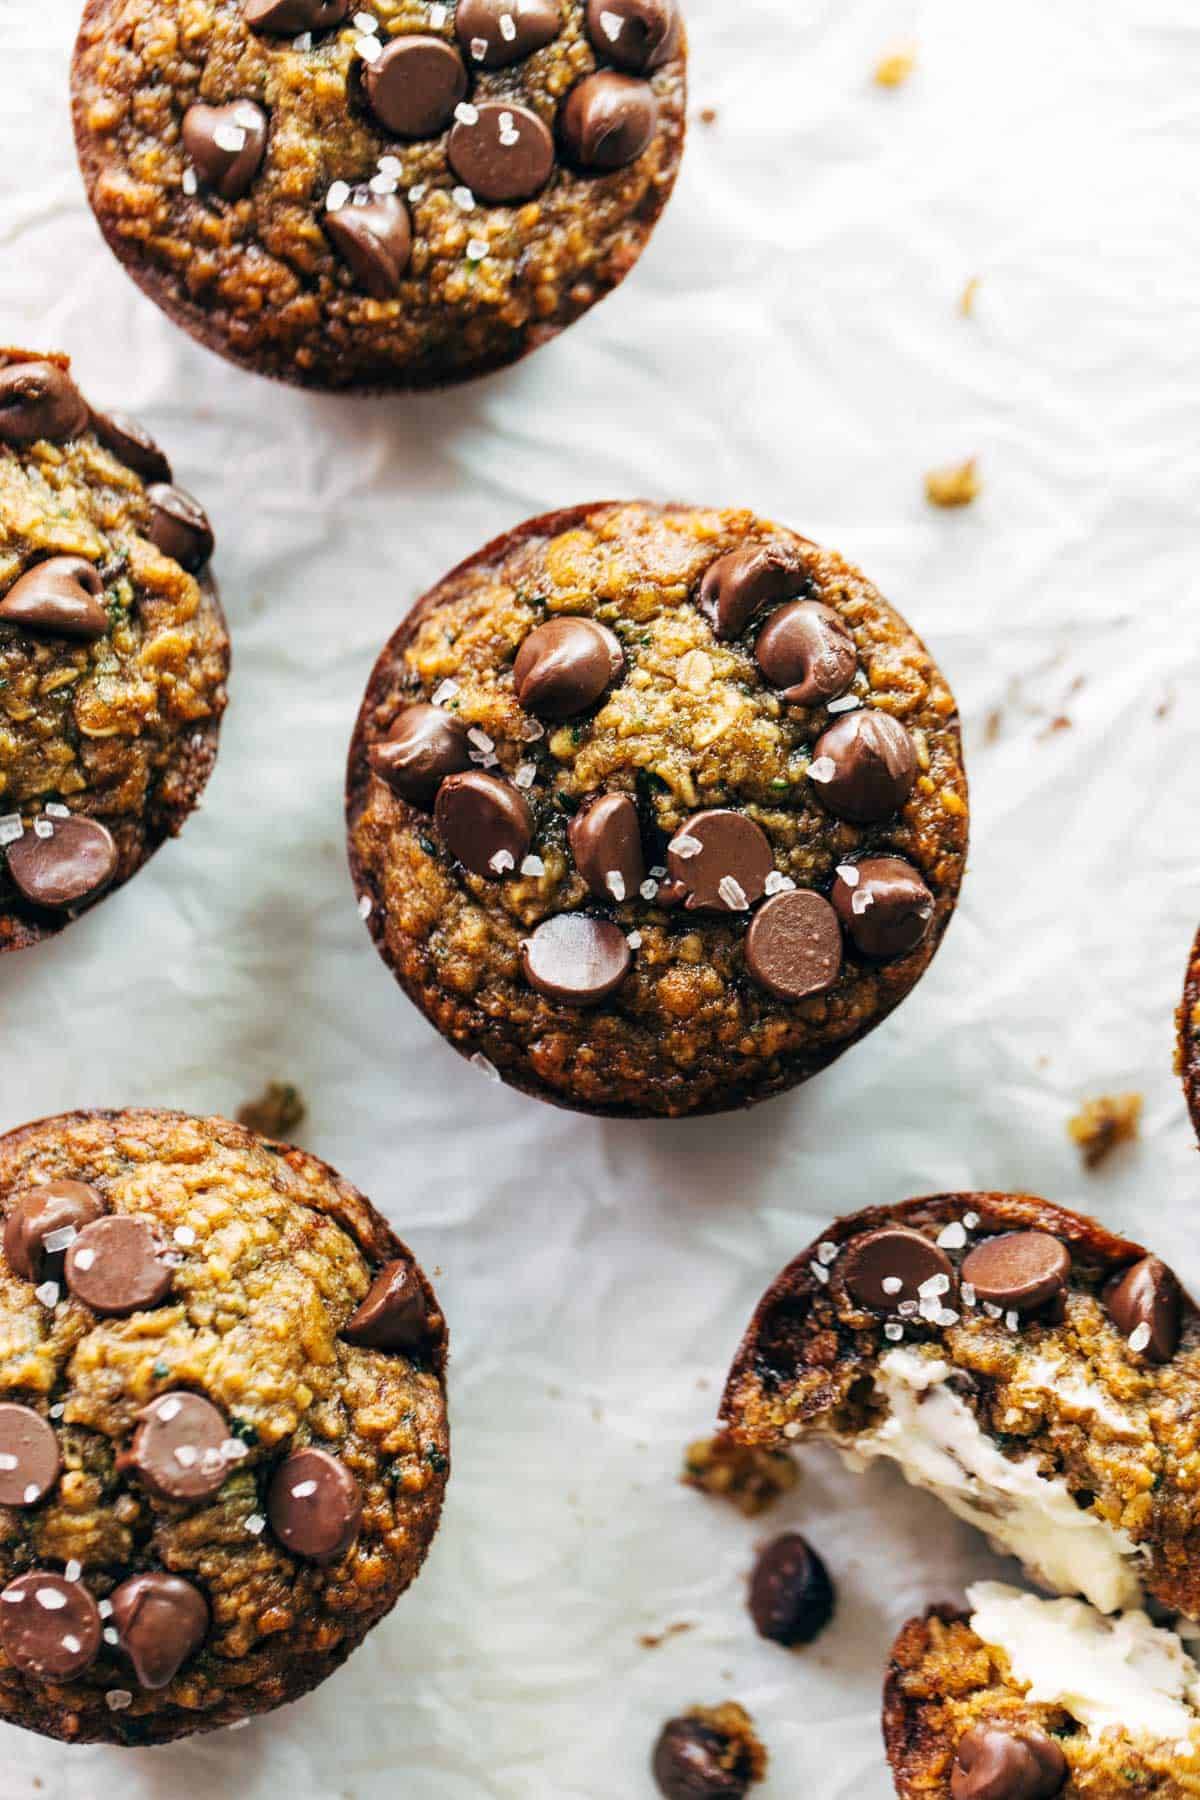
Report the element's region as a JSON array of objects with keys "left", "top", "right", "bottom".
[
  {"left": 236, "top": 1081, "right": 307, "bottom": 1142},
  {"left": 959, "top": 277, "right": 981, "bottom": 317},
  {"left": 874, "top": 45, "right": 917, "bottom": 88},
  {"left": 925, "top": 458, "right": 981, "bottom": 508},
  {"left": 682, "top": 1432, "right": 797, "bottom": 1517},
  {"left": 1068, "top": 1092, "right": 1142, "bottom": 1169}
]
